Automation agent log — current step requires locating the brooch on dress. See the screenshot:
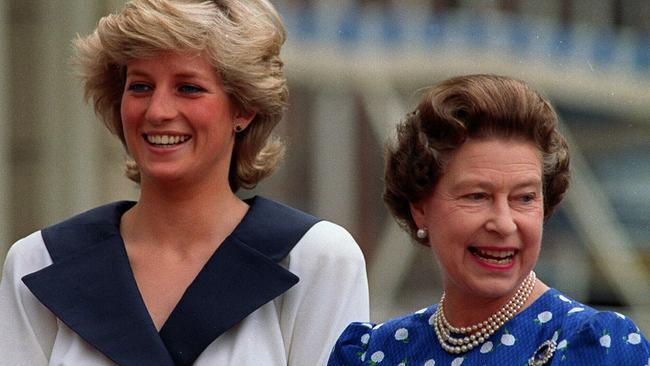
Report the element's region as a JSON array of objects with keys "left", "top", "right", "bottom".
[{"left": 528, "top": 339, "right": 557, "bottom": 366}]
